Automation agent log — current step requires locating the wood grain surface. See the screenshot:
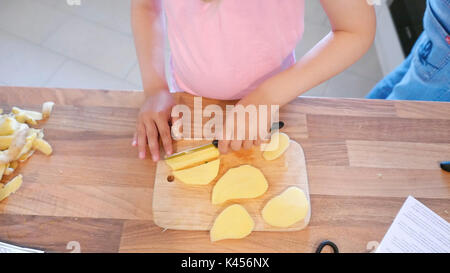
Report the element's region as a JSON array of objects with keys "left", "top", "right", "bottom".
[
  {"left": 153, "top": 140, "right": 311, "bottom": 231},
  {"left": 0, "top": 86, "right": 449, "bottom": 253}
]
